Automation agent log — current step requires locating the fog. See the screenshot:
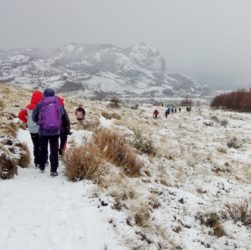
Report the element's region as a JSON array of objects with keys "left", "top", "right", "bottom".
[{"left": 1, "top": 0, "right": 251, "bottom": 89}]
